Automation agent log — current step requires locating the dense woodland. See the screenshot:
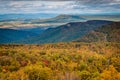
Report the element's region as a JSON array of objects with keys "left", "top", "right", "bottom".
[{"left": 0, "top": 42, "right": 120, "bottom": 80}]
